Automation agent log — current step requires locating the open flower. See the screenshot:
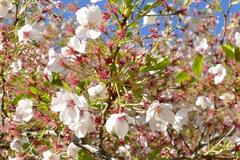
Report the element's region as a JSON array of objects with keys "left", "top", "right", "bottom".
[
  {"left": 14, "top": 99, "right": 33, "bottom": 122},
  {"left": 193, "top": 37, "right": 208, "bottom": 52},
  {"left": 10, "top": 60, "right": 22, "bottom": 73},
  {"left": 75, "top": 5, "right": 103, "bottom": 40},
  {"left": 18, "top": 23, "right": 44, "bottom": 43},
  {"left": 196, "top": 96, "right": 214, "bottom": 109},
  {"left": 173, "top": 108, "right": 191, "bottom": 131},
  {"left": 67, "top": 36, "right": 86, "bottom": 53},
  {"left": 117, "top": 145, "right": 131, "bottom": 157},
  {"left": 44, "top": 48, "right": 68, "bottom": 81},
  {"left": 67, "top": 142, "right": 81, "bottom": 158},
  {"left": 105, "top": 113, "right": 134, "bottom": 138},
  {"left": 42, "top": 151, "right": 60, "bottom": 160},
  {"left": 60, "top": 36, "right": 86, "bottom": 61},
  {"left": 219, "top": 93, "right": 235, "bottom": 104},
  {"left": 0, "top": 0, "right": 12, "bottom": 18},
  {"left": 50, "top": 89, "right": 88, "bottom": 125},
  {"left": 208, "top": 64, "right": 226, "bottom": 84},
  {"left": 146, "top": 100, "right": 175, "bottom": 132},
  {"left": 10, "top": 138, "right": 23, "bottom": 152},
  {"left": 235, "top": 32, "right": 240, "bottom": 47},
  {"left": 87, "top": 83, "right": 106, "bottom": 98},
  {"left": 143, "top": 10, "right": 157, "bottom": 26},
  {"left": 69, "top": 111, "right": 96, "bottom": 138}
]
